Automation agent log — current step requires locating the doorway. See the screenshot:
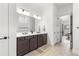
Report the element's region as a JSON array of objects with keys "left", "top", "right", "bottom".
[{"left": 59, "top": 14, "right": 73, "bottom": 50}]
